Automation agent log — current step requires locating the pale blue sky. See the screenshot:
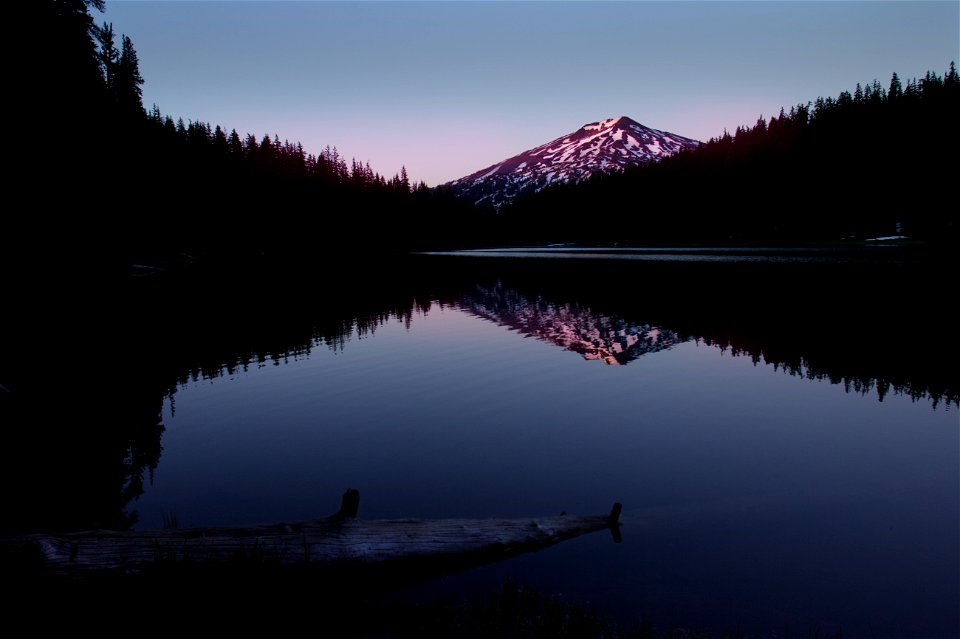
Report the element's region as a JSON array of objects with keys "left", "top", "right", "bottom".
[{"left": 104, "top": 1, "right": 959, "bottom": 185}]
